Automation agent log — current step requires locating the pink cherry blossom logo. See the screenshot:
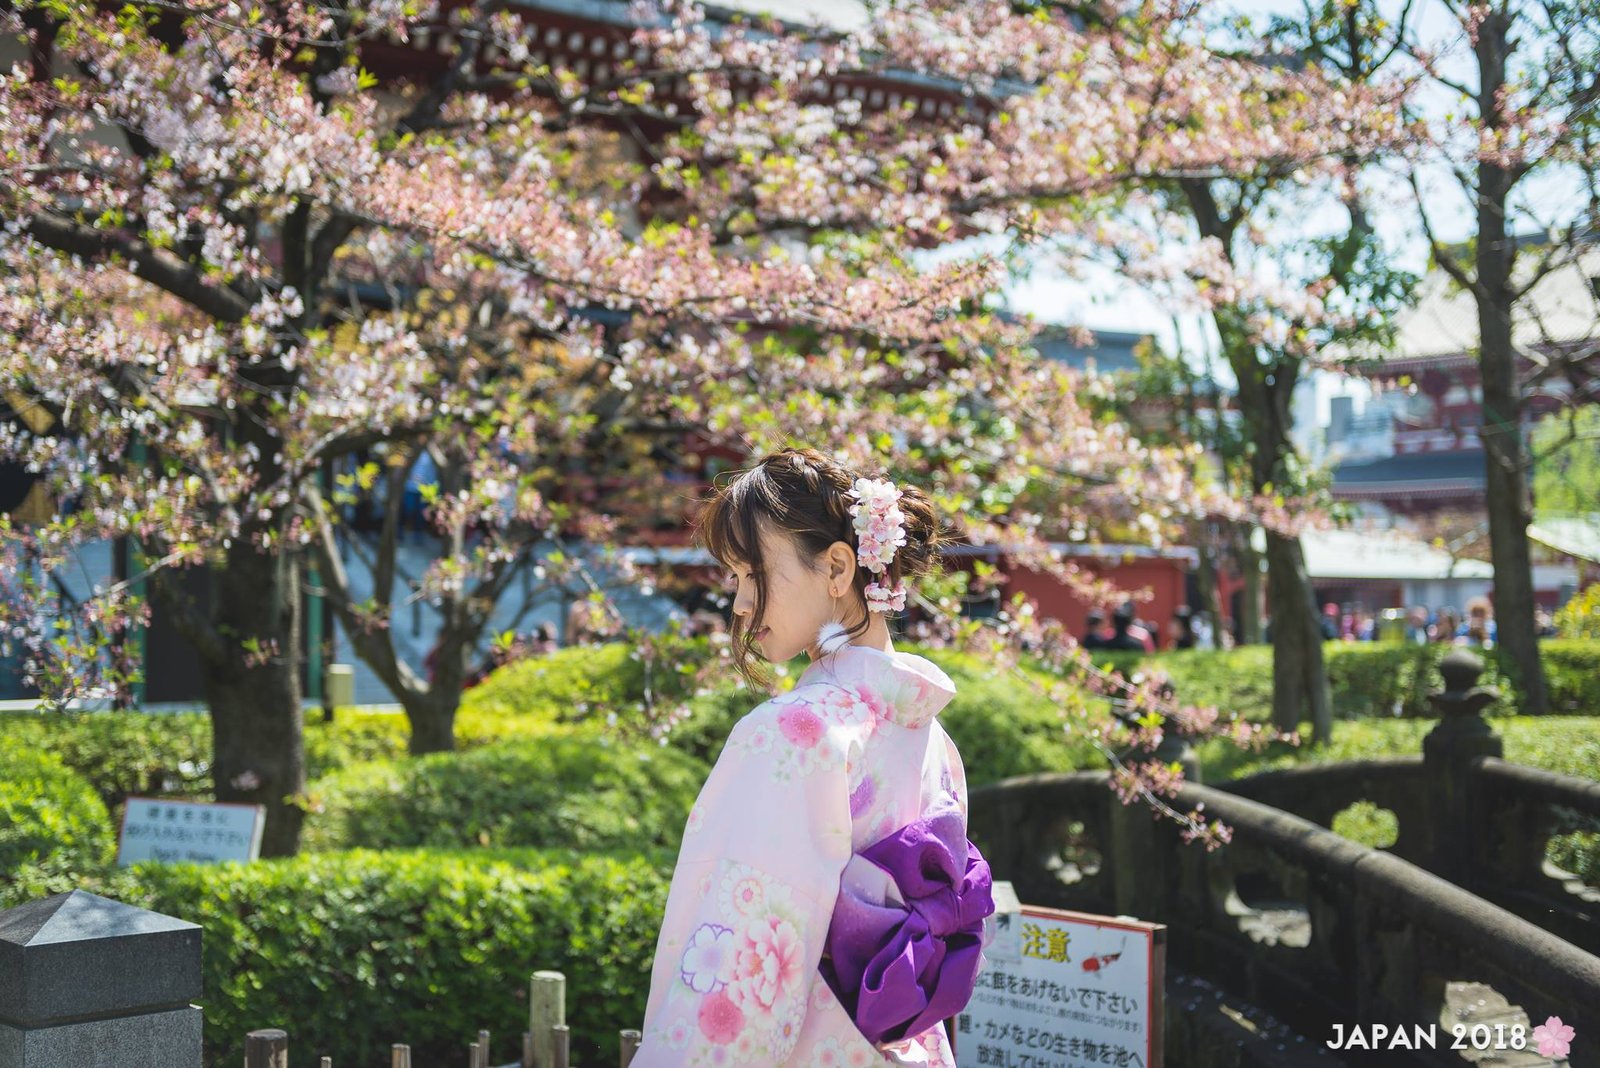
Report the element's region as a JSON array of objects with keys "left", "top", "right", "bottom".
[{"left": 1532, "top": 1016, "right": 1574, "bottom": 1059}]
